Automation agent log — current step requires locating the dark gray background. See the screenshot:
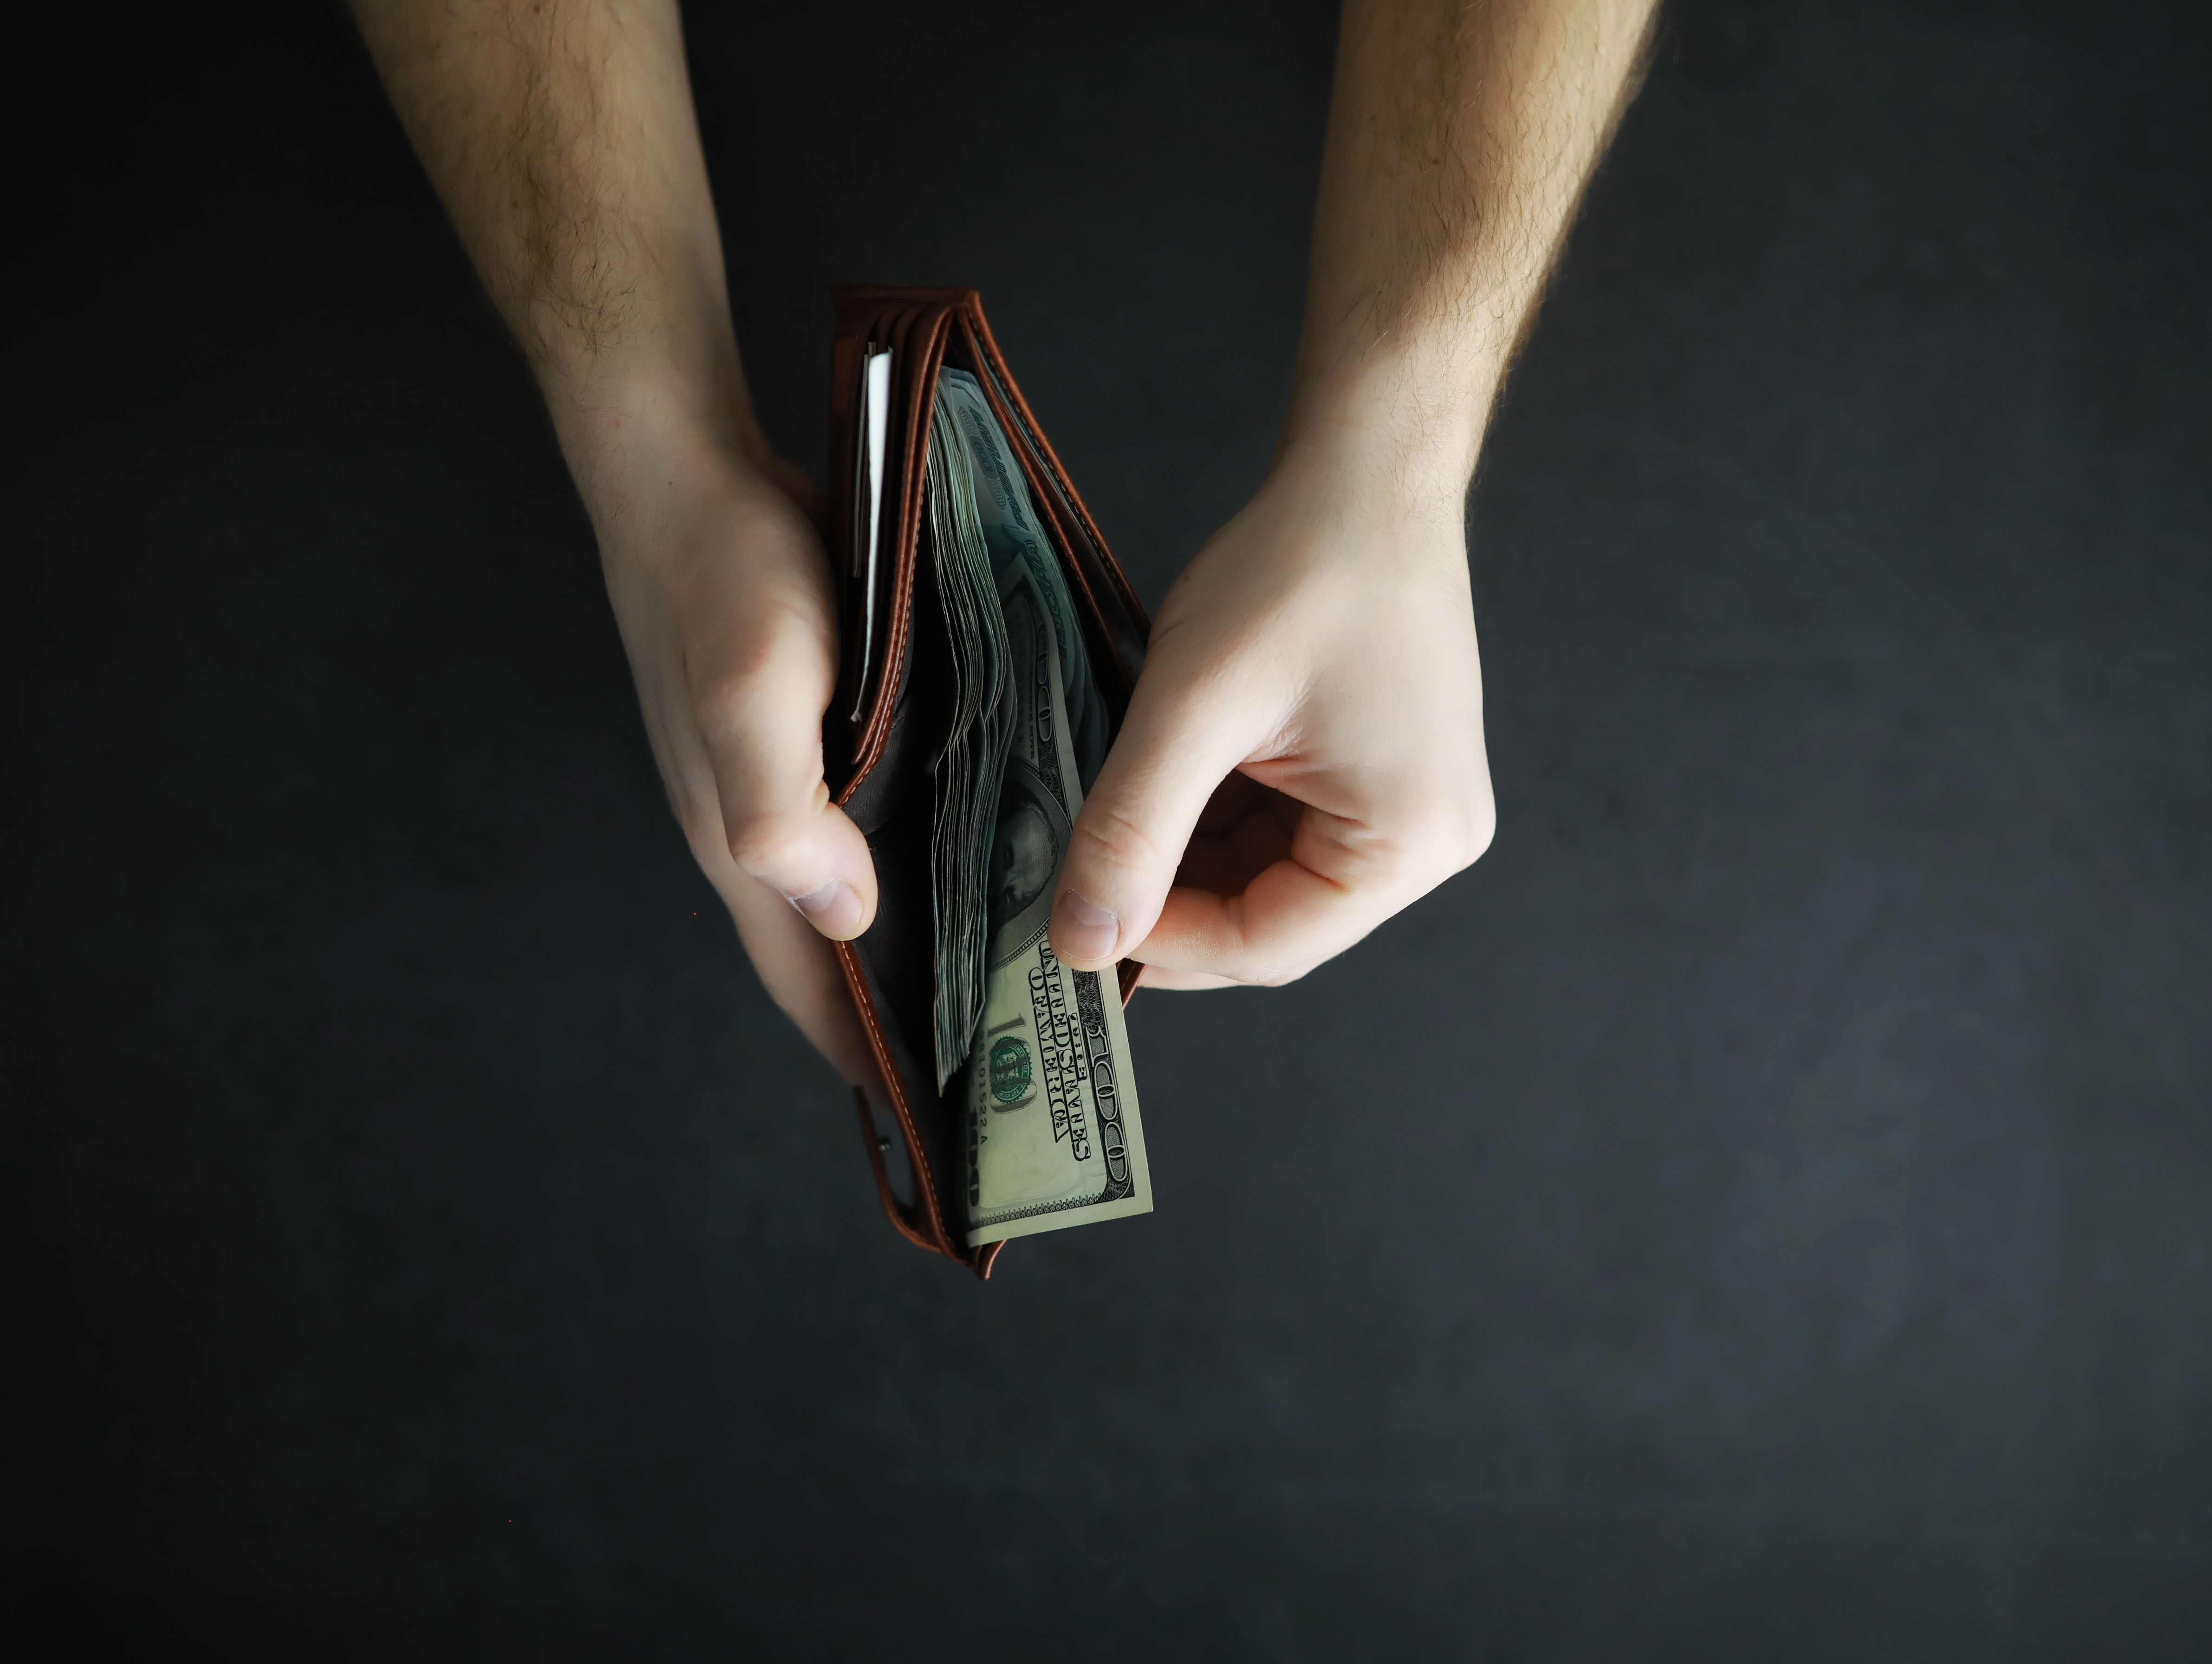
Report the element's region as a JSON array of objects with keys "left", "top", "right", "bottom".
[{"left": 8, "top": 0, "right": 2209, "bottom": 1656}]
